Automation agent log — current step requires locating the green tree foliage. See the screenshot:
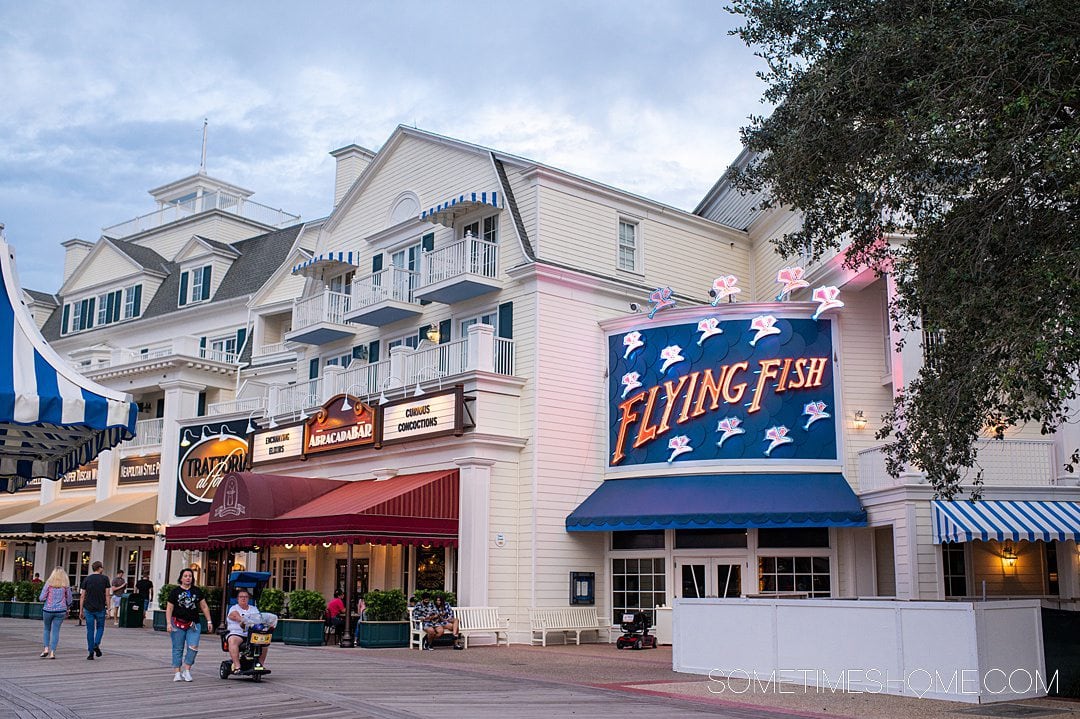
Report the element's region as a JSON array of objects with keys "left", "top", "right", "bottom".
[{"left": 729, "top": 0, "right": 1080, "bottom": 497}]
